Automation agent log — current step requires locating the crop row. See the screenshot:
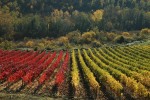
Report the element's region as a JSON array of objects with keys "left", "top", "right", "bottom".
[
  {"left": 0, "top": 45, "right": 149, "bottom": 99},
  {"left": 0, "top": 50, "right": 70, "bottom": 89}
]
